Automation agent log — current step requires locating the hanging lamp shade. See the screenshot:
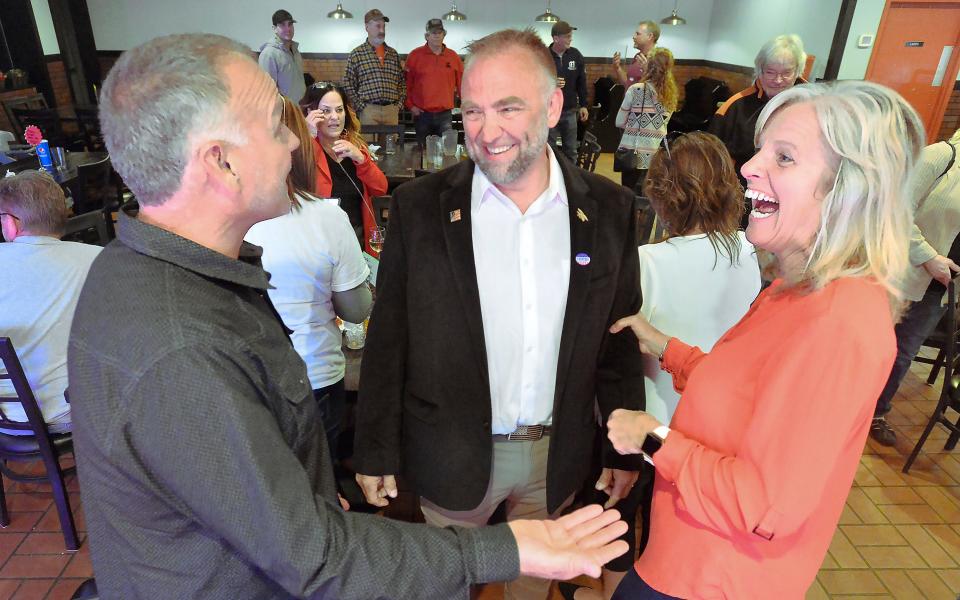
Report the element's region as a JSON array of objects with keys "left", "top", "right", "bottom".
[
  {"left": 327, "top": 3, "right": 353, "bottom": 19},
  {"left": 660, "top": 2, "right": 687, "bottom": 25},
  {"left": 443, "top": 3, "right": 467, "bottom": 21},
  {"left": 535, "top": 1, "right": 560, "bottom": 23}
]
